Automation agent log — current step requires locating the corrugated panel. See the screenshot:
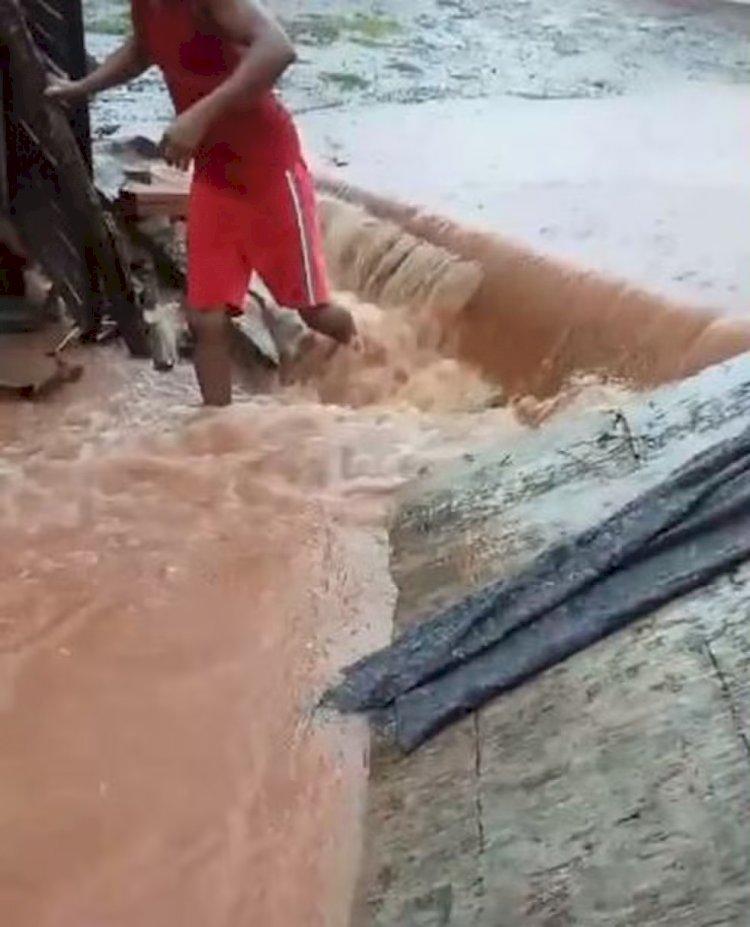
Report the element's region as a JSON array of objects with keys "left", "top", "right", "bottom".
[
  {"left": 0, "top": 0, "right": 148, "bottom": 355},
  {"left": 0, "top": 64, "right": 9, "bottom": 211},
  {"left": 1, "top": 0, "right": 96, "bottom": 330},
  {"left": 20, "top": 0, "right": 91, "bottom": 165}
]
